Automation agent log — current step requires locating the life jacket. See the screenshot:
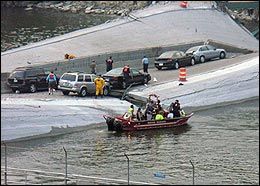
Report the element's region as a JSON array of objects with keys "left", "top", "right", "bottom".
[
  {"left": 155, "top": 114, "right": 164, "bottom": 120},
  {"left": 107, "top": 59, "right": 113, "bottom": 65},
  {"left": 128, "top": 107, "right": 134, "bottom": 116},
  {"left": 123, "top": 66, "right": 129, "bottom": 73}
]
